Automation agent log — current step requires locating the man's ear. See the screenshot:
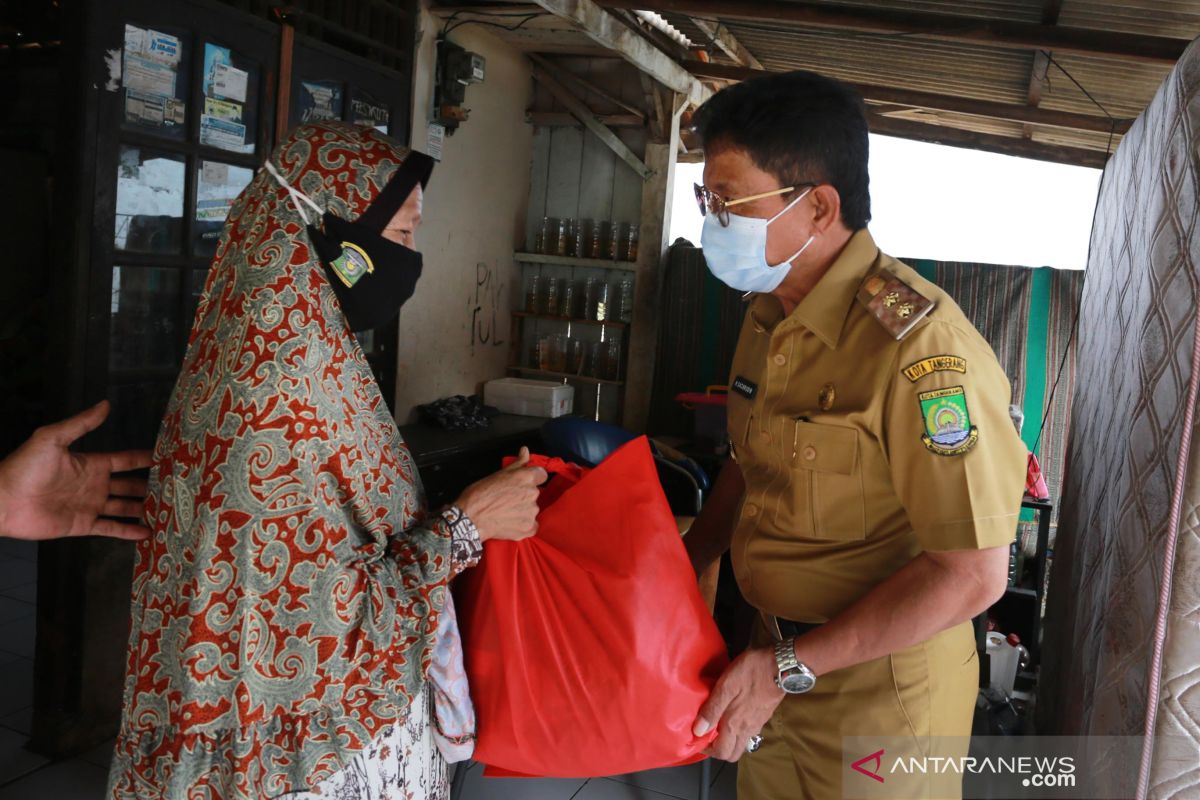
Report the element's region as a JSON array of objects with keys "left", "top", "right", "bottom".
[{"left": 809, "top": 184, "right": 843, "bottom": 235}]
